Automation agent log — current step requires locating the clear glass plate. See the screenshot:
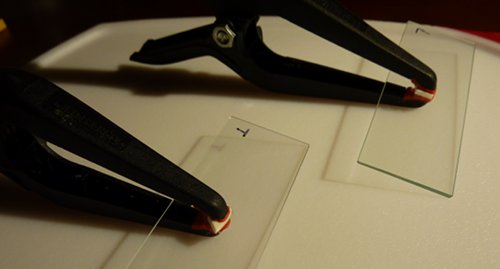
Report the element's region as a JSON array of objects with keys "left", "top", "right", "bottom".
[
  {"left": 126, "top": 117, "right": 308, "bottom": 269},
  {"left": 359, "top": 22, "right": 475, "bottom": 197}
]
